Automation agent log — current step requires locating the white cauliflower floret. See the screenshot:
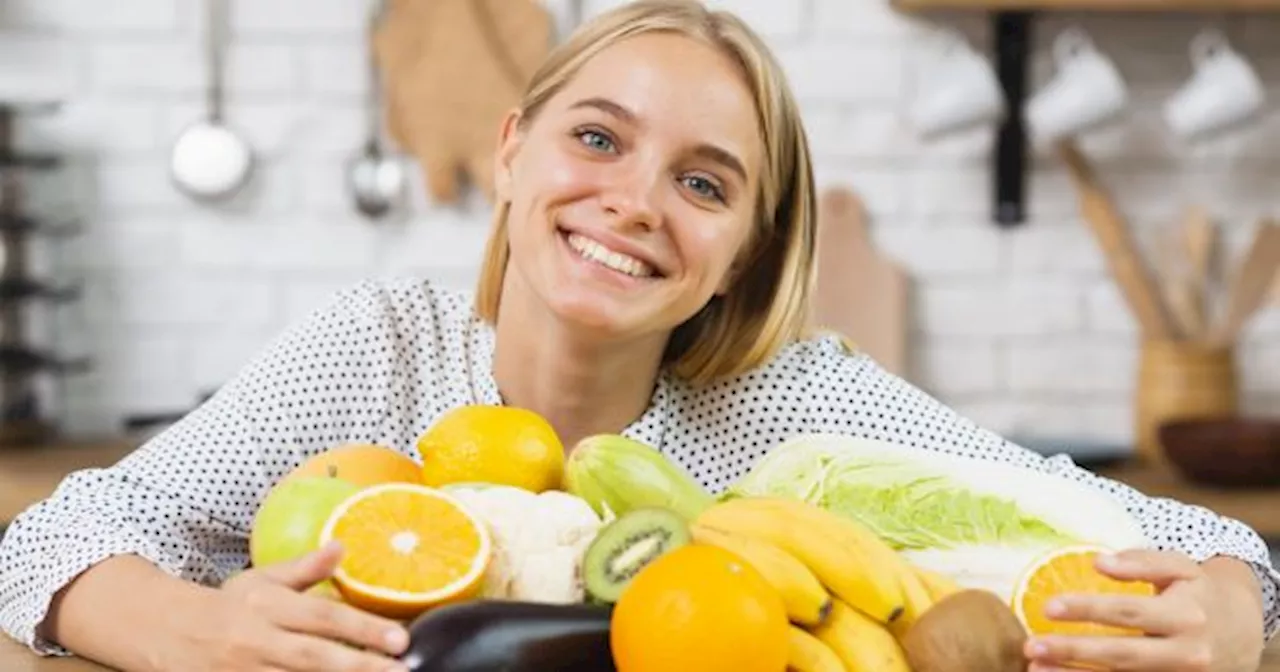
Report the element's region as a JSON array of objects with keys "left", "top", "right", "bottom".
[
  {"left": 446, "top": 485, "right": 602, "bottom": 603},
  {"left": 509, "top": 546, "right": 584, "bottom": 603}
]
